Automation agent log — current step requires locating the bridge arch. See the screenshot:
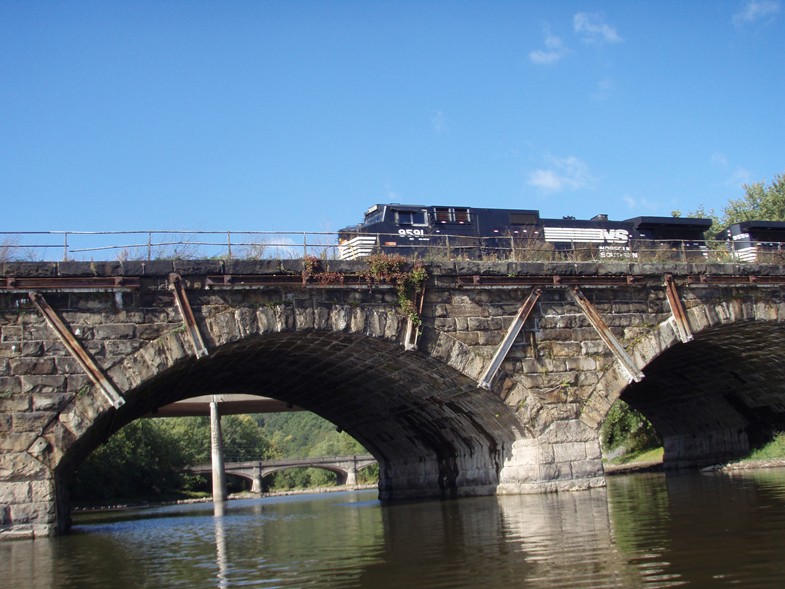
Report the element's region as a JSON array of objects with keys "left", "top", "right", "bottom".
[
  {"left": 42, "top": 321, "right": 524, "bottom": 535},
  {"left": 583, "top": 297, "right": 785, "bottom": 467}
]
